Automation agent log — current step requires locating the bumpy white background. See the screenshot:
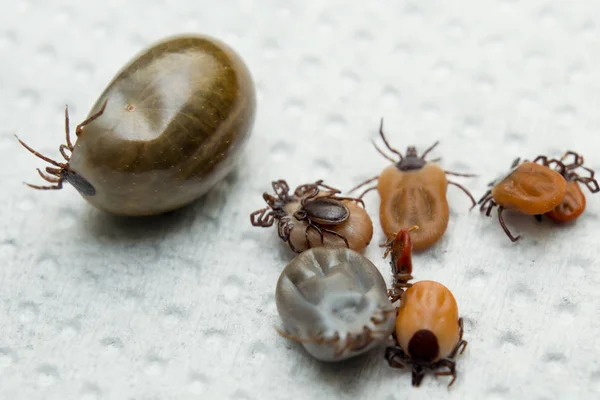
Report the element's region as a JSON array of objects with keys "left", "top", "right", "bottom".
[{"left": 1, "top": 0, "right": 599, "bottom": 399}]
